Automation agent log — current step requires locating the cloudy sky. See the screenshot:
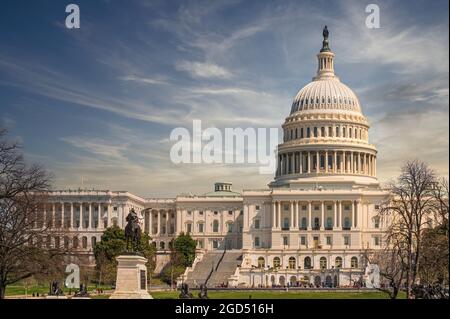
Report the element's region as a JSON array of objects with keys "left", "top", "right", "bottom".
[{"left": 0, "top": 0, "right": 448, "bottom": 197}]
